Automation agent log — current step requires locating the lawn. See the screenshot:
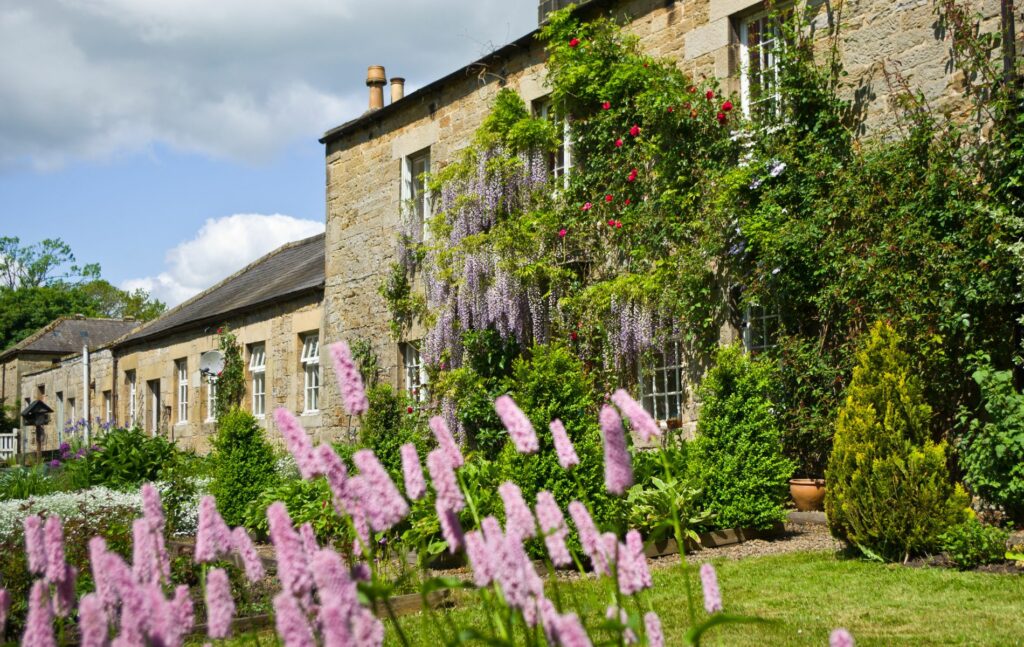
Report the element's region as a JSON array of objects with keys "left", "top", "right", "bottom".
[{"left": 212, "top": 550, "right": 1024, "bottom": 646}]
